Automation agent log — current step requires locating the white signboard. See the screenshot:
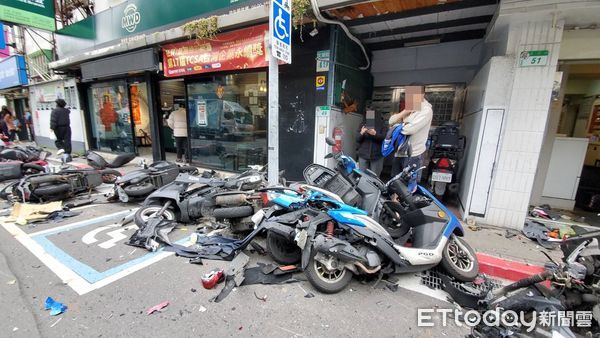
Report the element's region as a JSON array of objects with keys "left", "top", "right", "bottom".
[
  {"left": 518, "top": 50, "right": 549, "bottom": 67},
  {"left": 270, "top": 0, "right": 292, "bottom": 64},
  {"left": 316, "top": 50, "right": 330, "bottom": 72},
  {"left": 197, "top": 100, "right": 207, "bottom": 126}
]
